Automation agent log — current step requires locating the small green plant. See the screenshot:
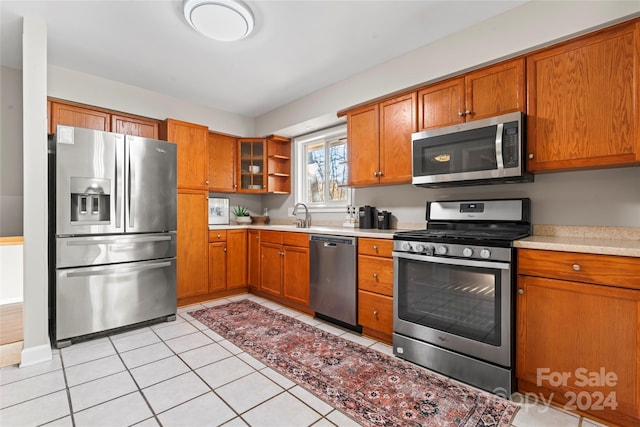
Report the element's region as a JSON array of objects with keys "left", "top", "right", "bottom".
[{"left": 232, "top": 205, "right": 250, "bottom": 217}]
